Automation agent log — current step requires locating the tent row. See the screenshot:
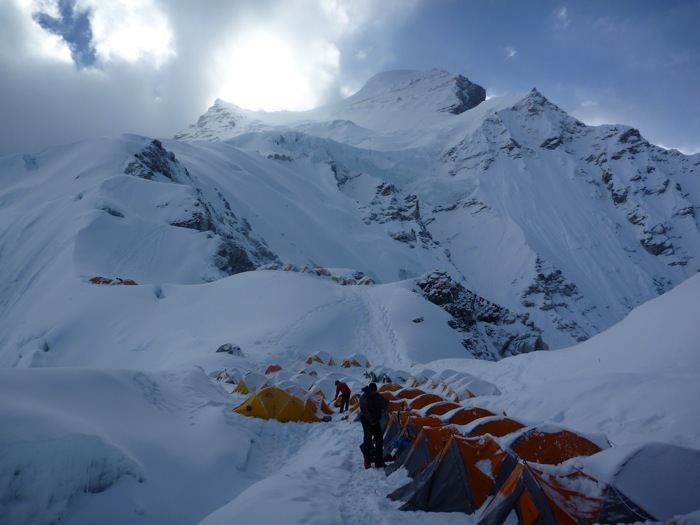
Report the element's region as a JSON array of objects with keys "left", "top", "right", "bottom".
[
  {"left": 224, "top": 363, "right": 504, "bottom": 425},
  {"left": 359, "top": 366, "right": 502, "bottom": 401},
  {"left": 380, "top": 404, "right": 700, "bottom": 523},
  {"left": 304, "top": 350, "right": 371, "bottom": 368},
  {"left": 217, "top": 367, "right": 366, "bottom": 399}
]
